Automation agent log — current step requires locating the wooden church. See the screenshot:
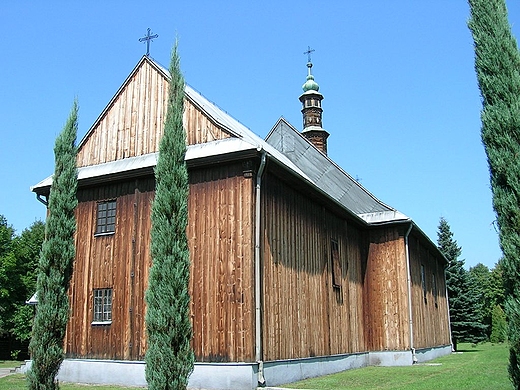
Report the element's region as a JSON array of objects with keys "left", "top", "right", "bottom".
[{"left": 31, "top": 55, "right": 452, "bottom": 389}]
